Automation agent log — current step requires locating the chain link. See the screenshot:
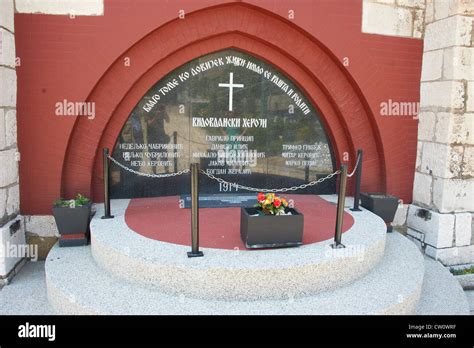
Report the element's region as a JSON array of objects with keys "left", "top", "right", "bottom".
[
  {"left": 107, "top": 154, "right": 342, "bottom": 190},
  {"left": 347, "top": 152, "right": 361, "bottom": 178},
  {"left": 200, "top": 169, "right": 341, "bottom": 193},
  {"left": 107, "top": 155, "right": 190, "bottom": 178}
]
